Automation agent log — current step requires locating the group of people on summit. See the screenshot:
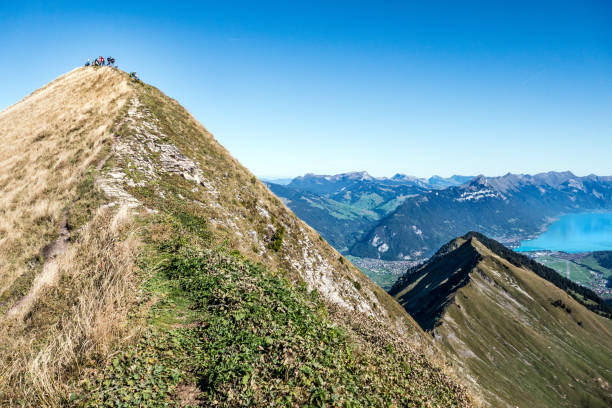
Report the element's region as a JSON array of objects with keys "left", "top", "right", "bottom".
[
  {"left": 85, "top": 56, "right": 116, "bottom": 67},
  {"left": 84, "top": 56, "right": 140, "bottom": 81}
]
